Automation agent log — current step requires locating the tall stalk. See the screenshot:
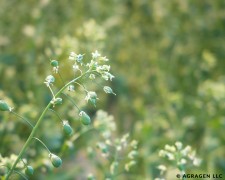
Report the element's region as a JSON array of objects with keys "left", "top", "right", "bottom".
[{"left": 5, "top": 71, "right": 90, "bottom": 179}]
